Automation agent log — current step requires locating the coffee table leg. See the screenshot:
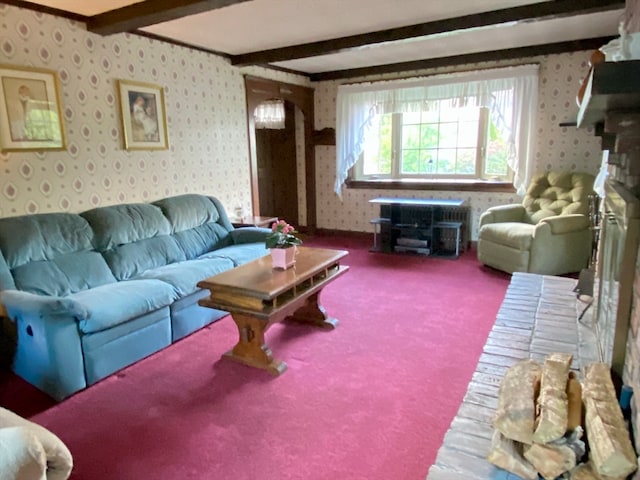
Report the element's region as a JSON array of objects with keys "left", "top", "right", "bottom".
[
  {"left": 223, "top": 312, "right": 287, "bottom": 376},
  {"left": 287, "top": 291, "right": 338, "bottom": 330}
]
